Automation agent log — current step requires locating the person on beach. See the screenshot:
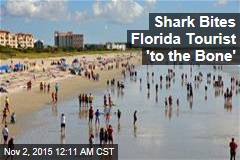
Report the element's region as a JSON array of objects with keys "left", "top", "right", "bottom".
[
  {"left": 27, "top": 80, "right": 32, "bottom": 90},
  {"left": 40, "top": 82, "right": 43, "bottom": 92},
  {"left": 43, "top": 82, "right": 47, "bottom": 92},
  {"left": 2, "top": 108, "right": 7, "bottom": 124},
  {"left": 85, "top": 94, "right": 89, "bottom": 107},
  {"left": 108, "top": 125, "right": 114, "bottom": 145},
  {"left": 168, "top": 96, "right": 173, "bottom": 106},
  {"left": 105, "top": 111, "right": 110, "bottom": 124},
  {"left": 160, "top": 75, "right": 163, "bottom": 83},
  {"left": 4, "top": 137, "right": 14, "bottom": 160},
  {"left": 5, "top": 96, "right": 10, "bottom": 111},
  {"left": 117, "top": 109, "right": 121, "bottom": 123},
  {"left": 104, "top": 128, "right": 108, "bottom": 144},
  {"left": 100, "top": 128, "right": 104, "bottom": 147},
  {"left": 165, "top": 98, "right": 168, "bottom": 108},
  {"left": 60, "top": 113, "right": 66, "bottom": 132},
  {"left": 134, "top": 110, "right": 137, "bottom": 126},
  {"left": 51, "top": 92, "right": 55, "bottom": 103},
  {"left": 89, "top": 134, "right": 94, "bottom": 147},
  {"left": 2, "top": 125, "right": 8, "bottom": 145},
  {"left": 205, "top": 85, "right": 208, "bottom": 99},
  {"left": 89, "top": 93, "right": 94, "bottom": 106},
  {"left": 229, "top": 138, "right": 238, "bottom": 160},
  {"left": 78, "top": 94, "right": 82, "bottom": 108},
  {"left": 83, "top": 94, "right": 86, "bottom": 107},
  {"left": 176, "top": 99, "right": 179, "bottom": 107},
  {"left": 95, "top": 109, "right": 100, "bottom": 125},
  {"left": 104, "top": 95, "right": 107, "bottom": 106},
  {"left": 108, "top": 94, "right": 111, "bottom": 106},
  {"left": 89, "top": 107, "right": 94, "bottom": 124},
  {"left": 55, "top": 83, "right": 59, "bottom": 93},
  {"left": 55, "top": 92, "right": 58, "bottom": 103},
  {"left": 47, "top": 83, "right": 51, "bottom": 93},
  {"left": 10, "top": 112, "right": 16, "bottom": 124},
  {"left": 147, "top": 82, "right": 150, "bottom": 90}
]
